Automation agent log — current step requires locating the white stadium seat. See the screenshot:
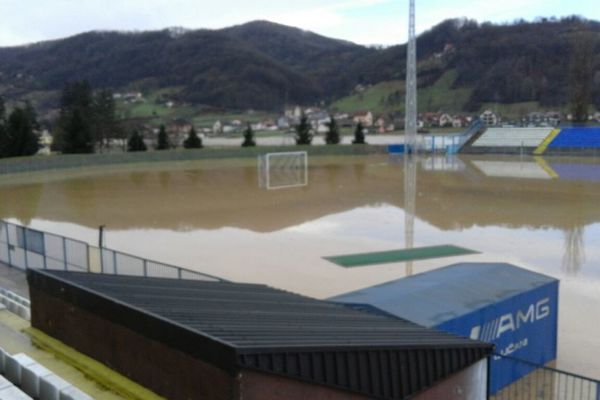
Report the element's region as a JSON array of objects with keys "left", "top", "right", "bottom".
[{"left": 472, "top": 127, "right": 553, "bottom": 148}]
